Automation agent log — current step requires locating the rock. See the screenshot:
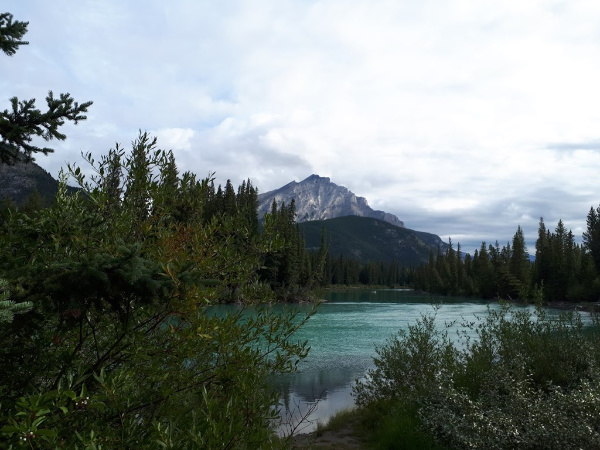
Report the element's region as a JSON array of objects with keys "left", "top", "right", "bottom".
[{"left": 257, "top": 174, "right": 404, "bottom": 227}]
